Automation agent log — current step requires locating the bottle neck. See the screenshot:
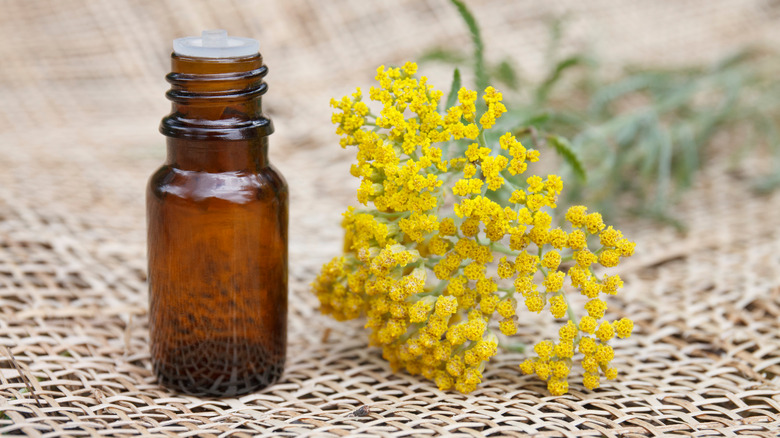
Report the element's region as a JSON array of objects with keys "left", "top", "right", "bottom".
[
  {"left": 161, "top": 53, "right": 273, "bottom": 141},
  {"left": 166, "top": 137, "right": 269, "bottom": 172}
]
